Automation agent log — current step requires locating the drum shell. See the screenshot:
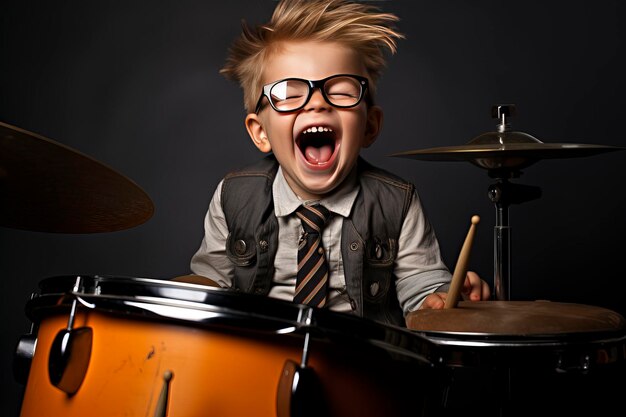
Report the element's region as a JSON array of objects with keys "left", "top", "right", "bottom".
[
  {"left": 19, "top": 276, "right": 435, "bottom": 417},
  {"left": 424, "top": 345, "right": 626, "bottom": 416}
]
